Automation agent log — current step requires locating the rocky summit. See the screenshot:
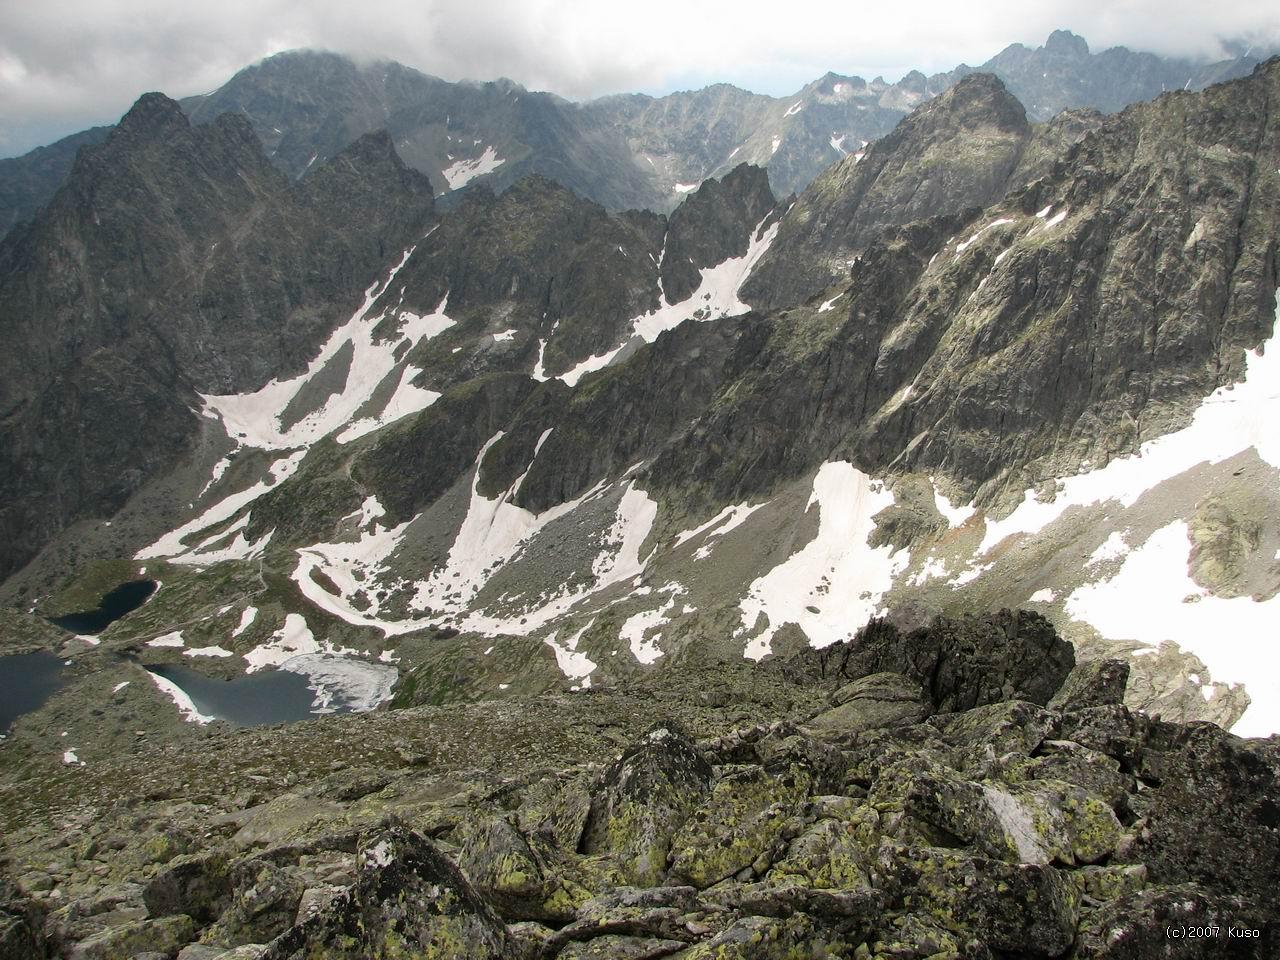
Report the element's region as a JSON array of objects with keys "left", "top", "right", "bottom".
[
  {"left": 3, "top": 615, "right": 1279, "bottom": 958},
  {"left": 3, "top": 21, "right": 1280, "bottom": 960}
]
